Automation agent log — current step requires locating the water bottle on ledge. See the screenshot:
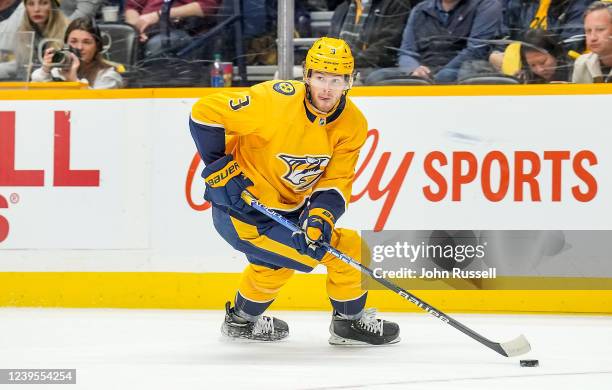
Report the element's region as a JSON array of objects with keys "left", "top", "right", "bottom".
[{"left": 211, "top": 53, "right": 224, "bottom": 87}]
